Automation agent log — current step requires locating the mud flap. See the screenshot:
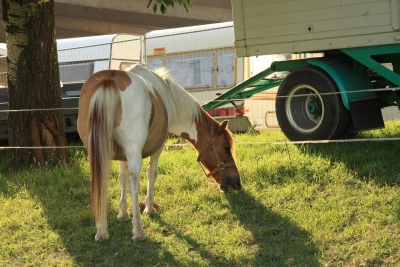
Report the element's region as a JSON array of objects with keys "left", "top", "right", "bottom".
[{"left": 349, "top": 96, "right": 384, "bottom": 133}]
